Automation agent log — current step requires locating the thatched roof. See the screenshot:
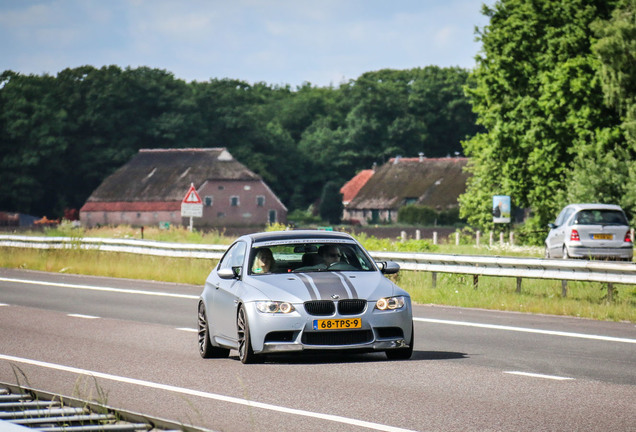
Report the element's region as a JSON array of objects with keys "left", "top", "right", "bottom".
[
  {"left": 347, "top": 157, "right": 469, "bottom": 210},
  {"left": 85, "top": 148, "right": 260, "bottom": 203}
]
